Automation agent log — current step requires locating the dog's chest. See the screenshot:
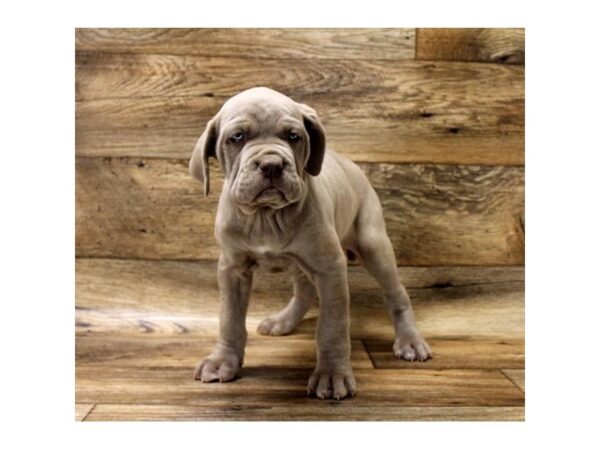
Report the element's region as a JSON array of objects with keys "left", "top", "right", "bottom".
[{"left": 249, "top": 246, "right": 295, "bottom": 274}]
